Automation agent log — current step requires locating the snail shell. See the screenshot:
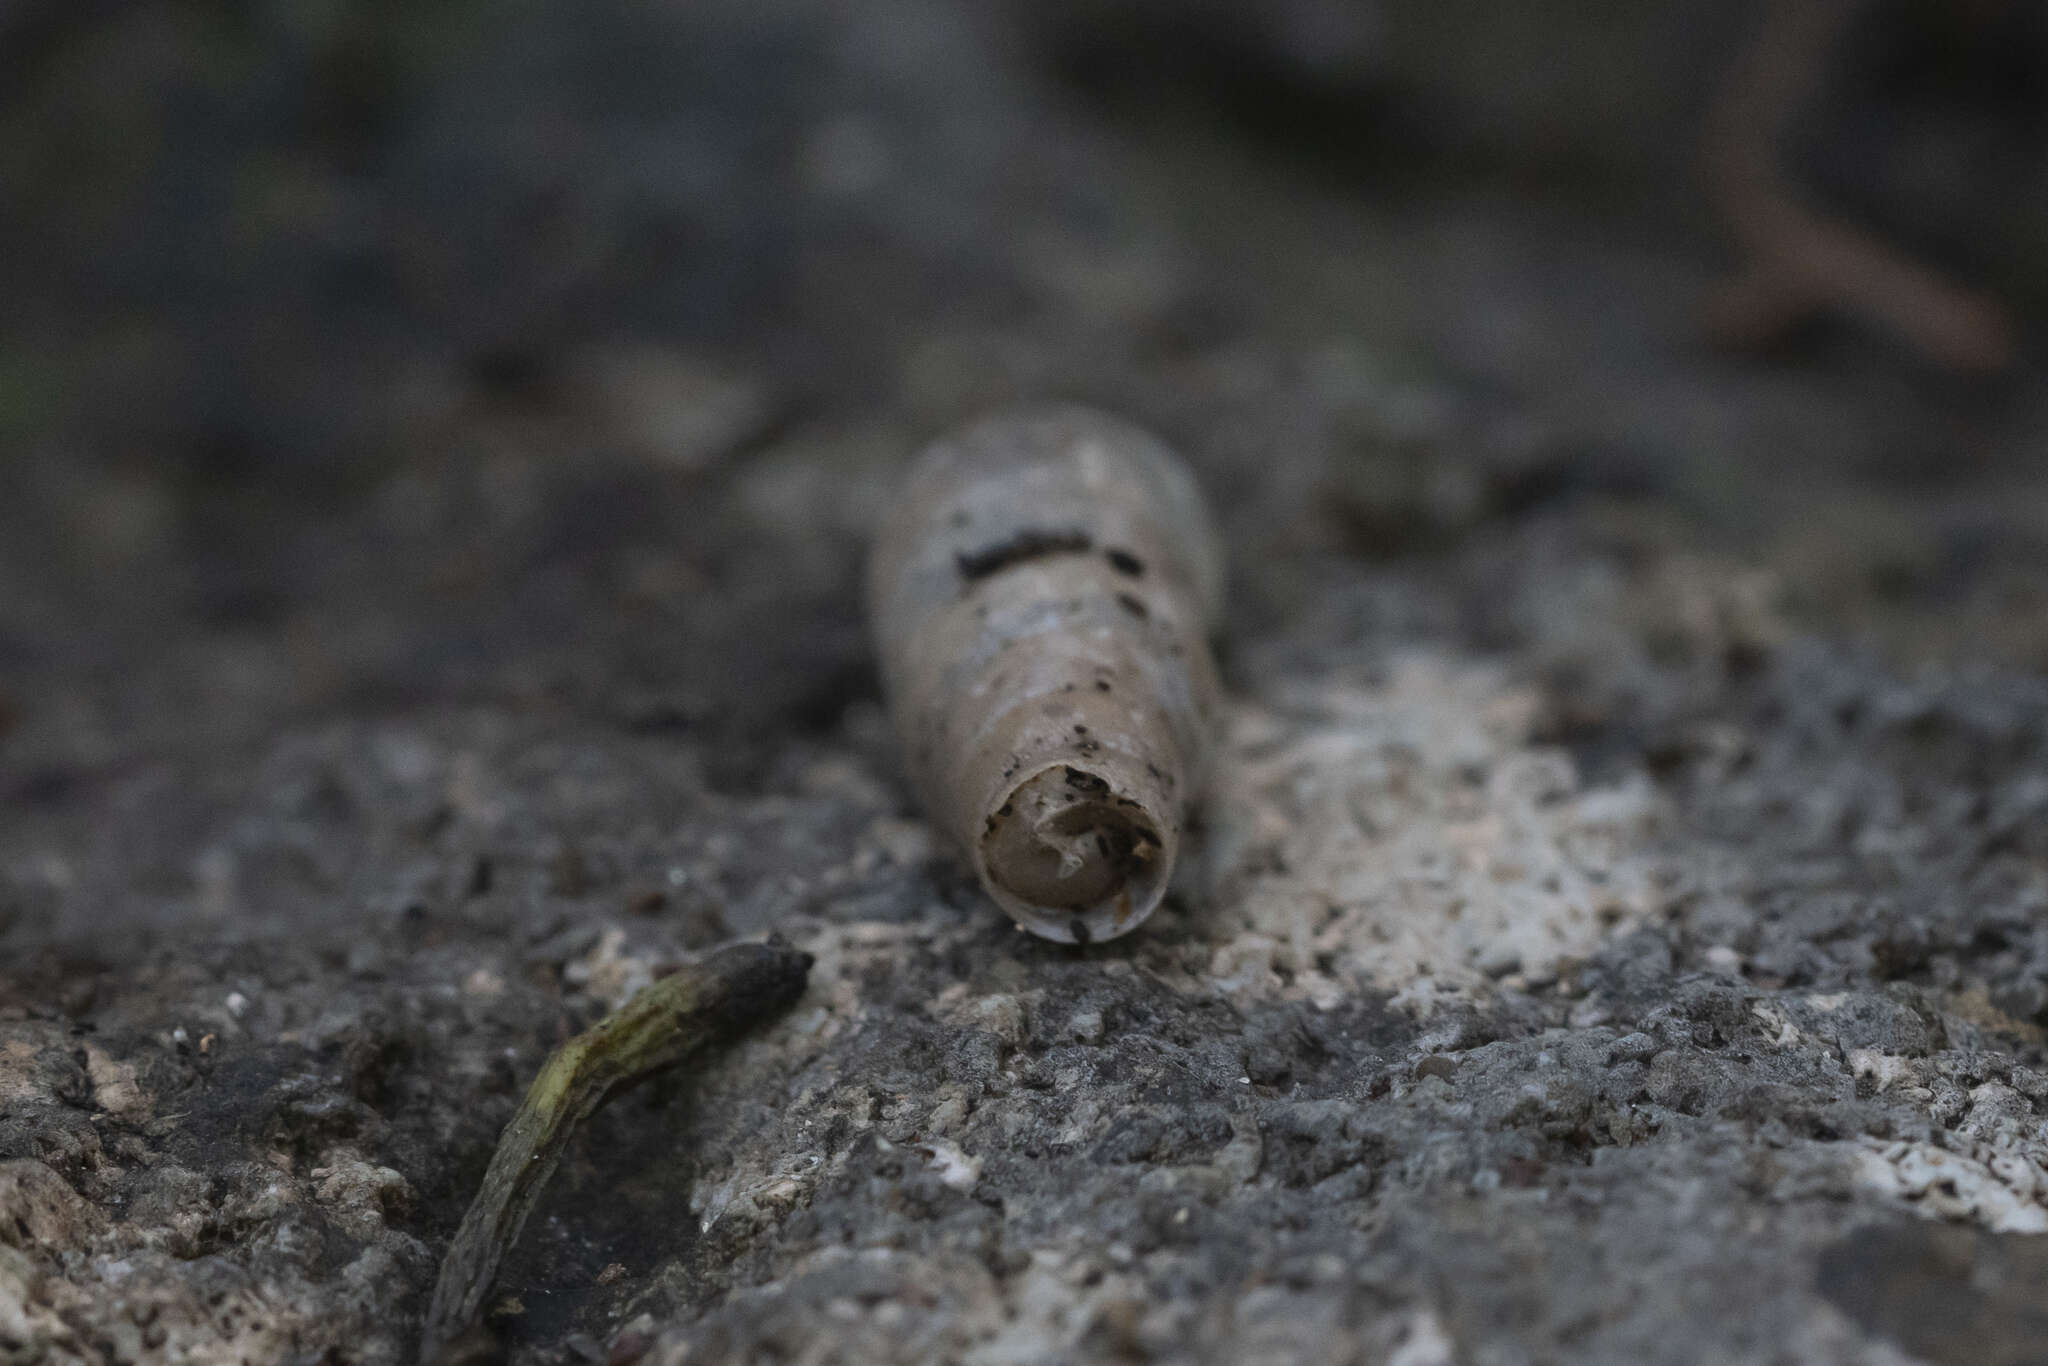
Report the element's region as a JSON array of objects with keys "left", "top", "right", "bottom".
[{"left": 868, "top": 405, "right": 1223, "bottom": 943}]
